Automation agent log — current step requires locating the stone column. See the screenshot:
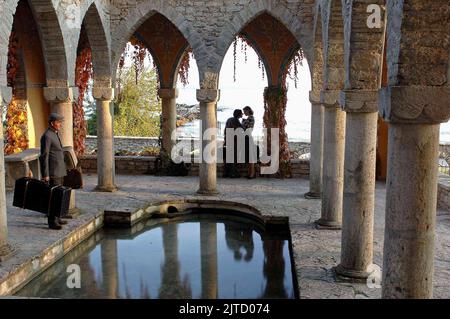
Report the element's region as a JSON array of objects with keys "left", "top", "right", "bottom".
[
  {"left": 316, "top": 90, "right": 346, "bottom": 230},
  {"left": 197, "top": 89, "right": 219, "bottom": 195},
  {"left": 305, "top": 91, "right": 324, "bottom": 199},
  {"left": 0, "top": 86, "right": 15, "bottom": 261},
  {"left": 158, "top": 88, "right": 178, "bottom": 158},
  {"left": 335, "top": 90, "right": 379, "bottom": 279},
  {"left": 93, "top": 87, "right": 117, "bottom": 192},
  {"left": 43, "top": 87, "right": 74, "bottom": 147},
  {"left": 380, "top": 86, "right": 450, "bottom": 299},
  {"left": 200, "top": 222, "right": 218, "bottom": 299}
]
